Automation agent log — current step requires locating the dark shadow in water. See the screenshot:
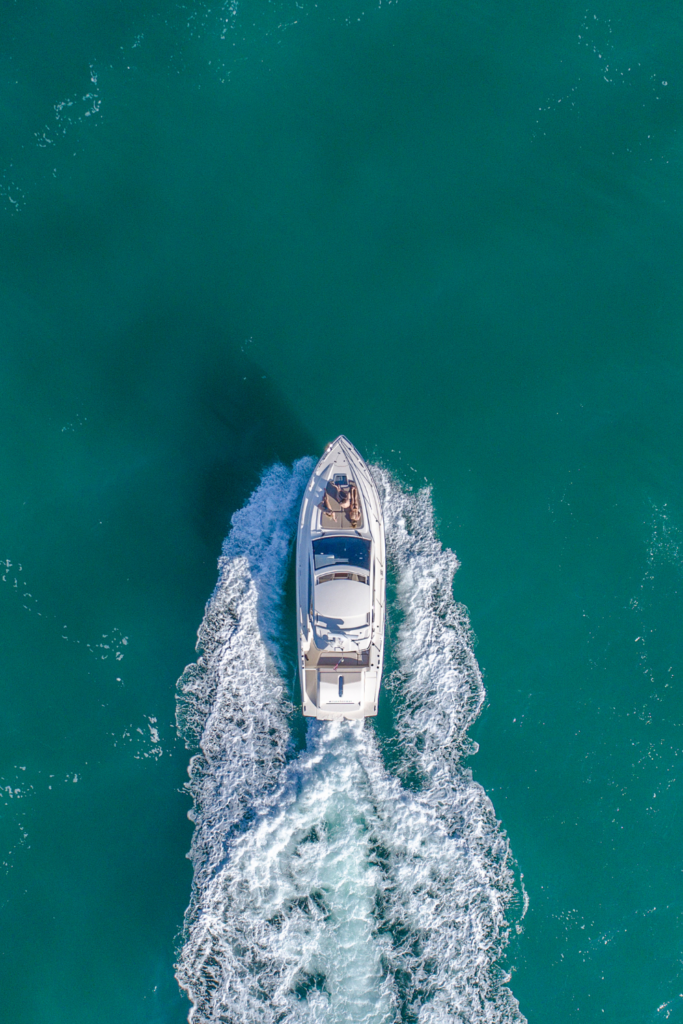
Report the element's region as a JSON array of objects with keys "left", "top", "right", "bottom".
[
  {"left": 125, "top": 306, "right": 317, "bottom": 551},
  {"left": 94, "top": 302, "right": 318, "bottom": 614},
  {"left": 0, "top": 302, "right": 319, "bottom": 1024},
  {"left": 193, "top": 355, "right": 314, "bottom": 548},
  {"left": 119, "top": 305, "right": 320, "bottom": 758}
]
